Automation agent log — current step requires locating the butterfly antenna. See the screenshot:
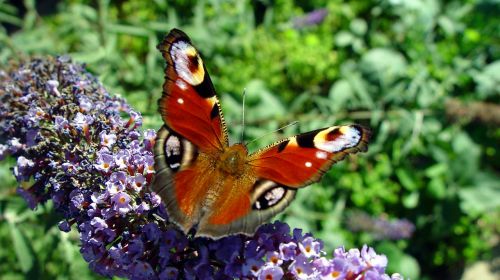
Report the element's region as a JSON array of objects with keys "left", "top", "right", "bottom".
[
  {"left": 246, "top": 121, "right": 299, "bottom": 147},
  {"left": 240, "top": 88, "right": 247, "bottom": 143}
]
